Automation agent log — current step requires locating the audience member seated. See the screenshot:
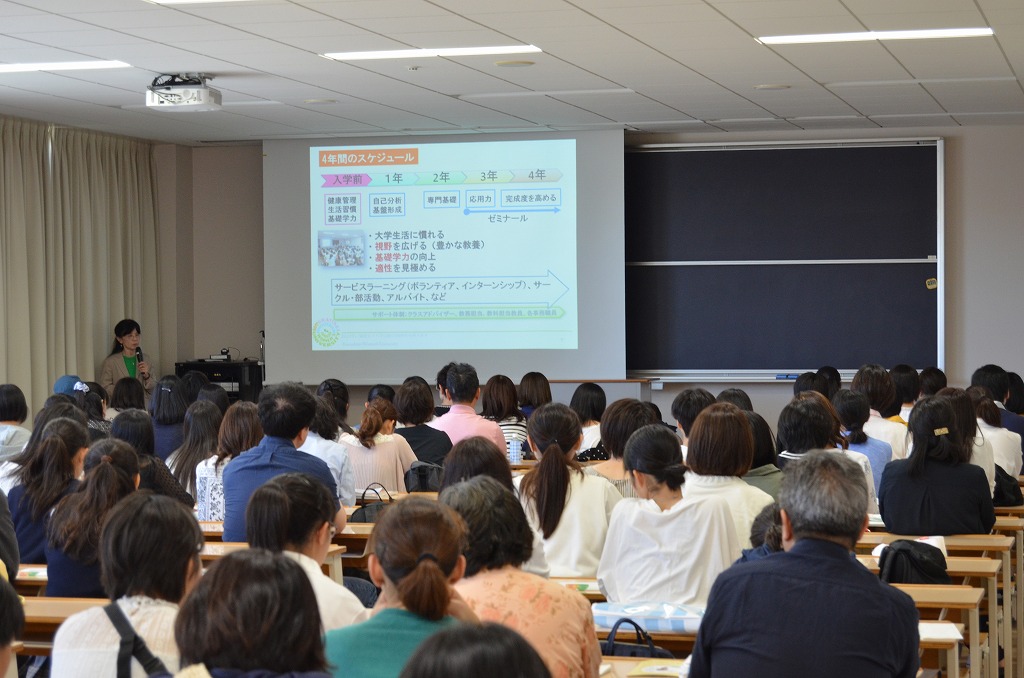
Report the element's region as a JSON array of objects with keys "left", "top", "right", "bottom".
[
  {"left": 439, "top": 437, "right": 549, "bottom": 578},
  {"left": 599, "top": 425, "right": 739, "bottom": 607},
  {"left": 112, "top": 409, "right": 194, "bottom": 508},
  {"left": 428, "top": 363, "right": 506, "bottom": 449},
  {"left": 0, "top": 578, "right": 24, "bottom": 676},
  {"left": 776, "top": 392, "right": 878, "bottom": 513},
  {"left": 297, "top": 397, "right": 356, "bottom": 506},
  {"left": 1007, "top": 372, "right": 1024, "bottom": 415},
  {"left": 394, "top": 380, "right": 453, "bottom": 465},
  {"left": 167, "top": 549, "right": 332, "bottom": 678},
  {"left": 832, "top": 389, "right": 892, "bottom": 496},
  {"left": 73, "top": 381, "right": 112, "bottom": 441},
  {"left": 46, "top": 439, "right": 140, "bottom": 597},
  {"left": 0, "top": 490, "right": 16, "bottom": 580},
  {"left": 736, "top": 502, "right": 783, "bottom": 563},
  {"left": 194, "top": 402, "right": 262, "bottom": 521},
  {"left": 480, "top": 375, "right": 527, "bottom": 454},
  {"left": 0, "top": 384, "right": 31, "bottom": 461},
  {"left": 879, "top": 396, "right": 995, "bottom": 535},
  {"left": 938, "top": 387, "right": 996, "bottom": 497},
  {"left": 793, "top": 371, "right": 828, "bottom": 398},
  {"left": 316, "top": 378, "right": 357, "bottom": 440},
  {"left": 570, "top": 382, "right": 606, "bottom": 452},
  {"left": 324, "top": 497, "right": 478, "bottom": 678},
  {"left": 583, "top": 399, "right": 657, "bottom": 499},
  {"left": 246, "top": 473, "right": 367, "bottom": 630},
  {"left": 149, "top": 376, "right": 188, "bottom": 461},
  {"left": 347, "top": 397, "right": 417, "bottom": 493},
  {"left": 685, "top": 403, "right": 773, "bottom": 547},
  {"left": 972, "top": 364, "right": 1024, "bottom": 453},
  {"left": 515, "top": 403, "right": 621, "bottom": 577},
  {"left": 8, "top": 417, "right": 88, "bottom": 563},
  {"left": 0, "top": 402, "right": 86, "bottom": 495},
  {"left": 517, "top": 372, "right": 551, "bottom": 420},
  {"left": 889, "top": 364, "right": 921, "bottom": 423},
  {"left": 670, "top": 388, "right": 716, "bottom": 460},
  {"left": 969, "top": 386, "right": 1022, "bottom": 476},
  {"left": 716, "top": 388, "right": 753, "bottom": 411},
  {"left": 816, "top": 365, "right": 842, "bottom": 400},
  {"left": 196, "top": 383, "right": 230, "bottom": 416},
  {"left": 178, "top": 370, "right": 210, "bottom": 406},
  {"left": 167, "top": 401, "right": 222, "bottom": 499},
  {"left": 919, "top": 366, "right": 947, "bottom": 396},
  {"left": 740, "top": 411, "right": 783, "bottom": 500},
  {"left": 108, "top": 377, "right": 146, "bottom": 421},
  {"left": 851, "top": 364, "right": 908, "bottom": 459},
  {"left": 689, "top": 452, "right": 919, "bottom": 678},
  {"left": 399, "top": 623, "right": 552, "bottom": 678},
  {"left": 222, "top": 383, "right": 342, "bottom": 542},
  {"left": 441, "top": 476, "right": 600, "bottom": 678},
  {"left": 434, "top": 364, "right": 455, "bottom": 418},
  {"left": 52, "top": 493, "right": 203, "bottom": 676}
]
